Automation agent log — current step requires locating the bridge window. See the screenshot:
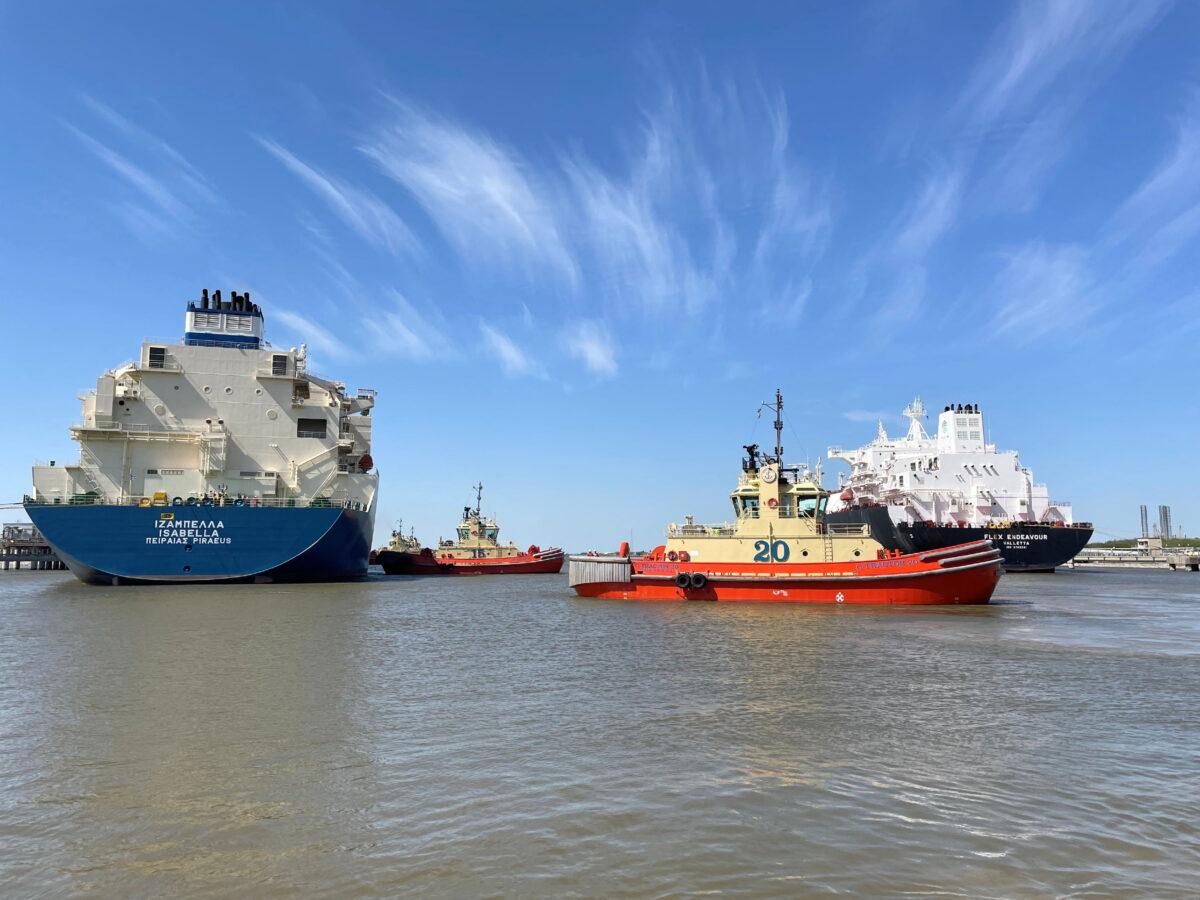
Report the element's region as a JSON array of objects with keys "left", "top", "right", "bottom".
[
  {"left": 296, "top": 418, "right": 327, "bottom": 439},
  {"left": 148, "top": 346, "right": 166, "bottom": 369},
  {"left": 272, "top": 354, "right": 288, "bottom": 376}
]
